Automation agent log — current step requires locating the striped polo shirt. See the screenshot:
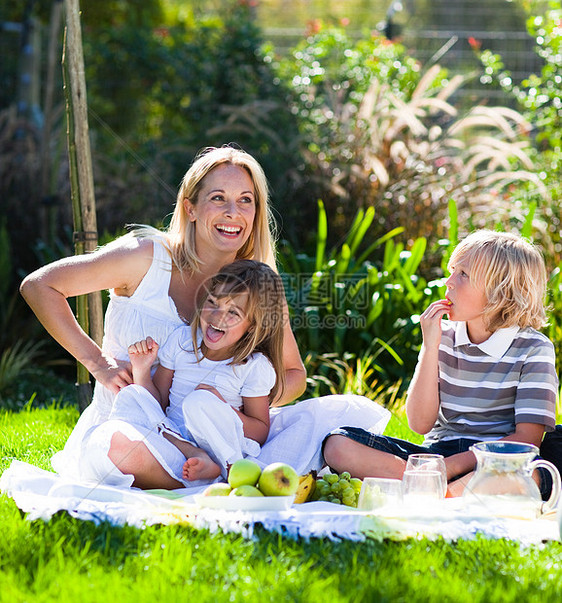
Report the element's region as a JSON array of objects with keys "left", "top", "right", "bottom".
[{"left": 424, "top": 321, "right": 558, "bottom": 444}]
